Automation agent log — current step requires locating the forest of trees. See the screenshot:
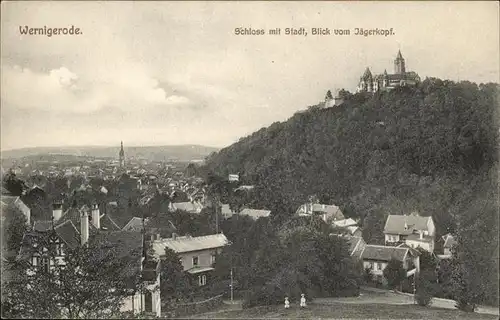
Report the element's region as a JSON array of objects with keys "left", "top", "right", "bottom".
[{"left": 203, "top": 78, "right": 499, "bottom": 309}]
